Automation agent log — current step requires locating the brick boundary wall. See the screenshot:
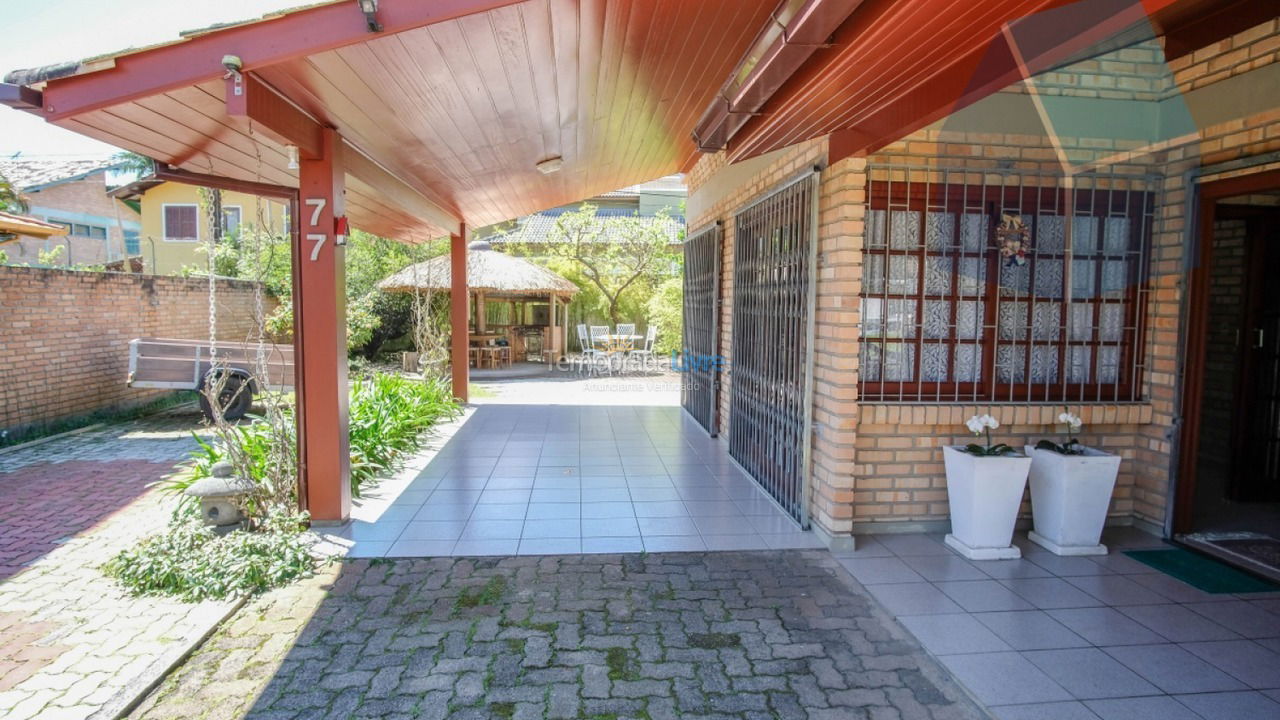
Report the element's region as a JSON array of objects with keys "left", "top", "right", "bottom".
[{"left": 0, "top": 267, "right": 276, "bottom": 438}]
